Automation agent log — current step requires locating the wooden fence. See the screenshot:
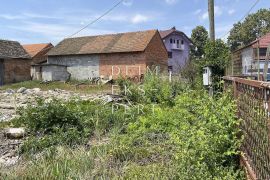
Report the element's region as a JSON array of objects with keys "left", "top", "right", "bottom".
[{"left": 224, "top": 76, "right": 270, "bottom": 180}]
